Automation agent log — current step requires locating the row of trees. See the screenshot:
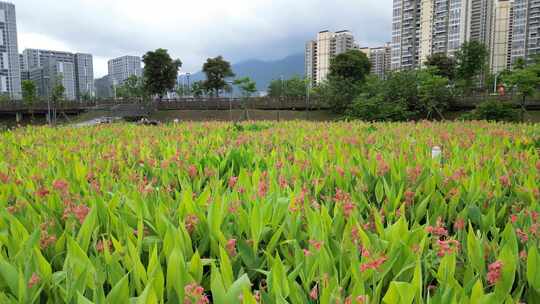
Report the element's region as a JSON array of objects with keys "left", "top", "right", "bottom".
[{"left": 312, "top": 41, "right": 539, "bottom": 122}]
